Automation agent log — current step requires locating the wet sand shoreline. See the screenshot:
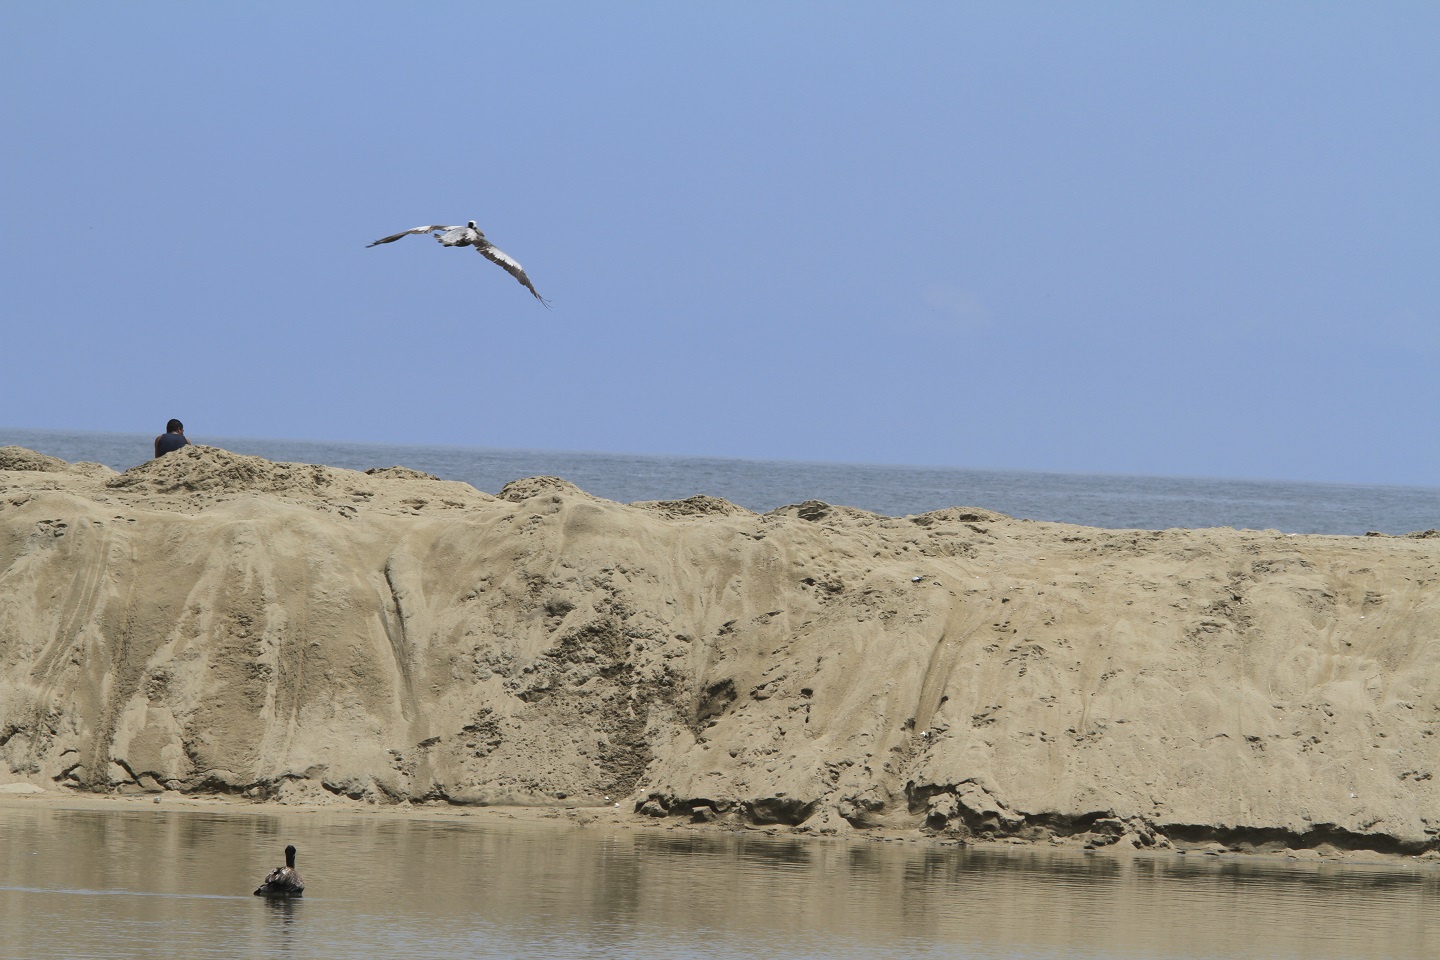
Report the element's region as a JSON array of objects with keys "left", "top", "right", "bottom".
[{"left": 3, "top": 791, "right": 1436, "bottom": 873}]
